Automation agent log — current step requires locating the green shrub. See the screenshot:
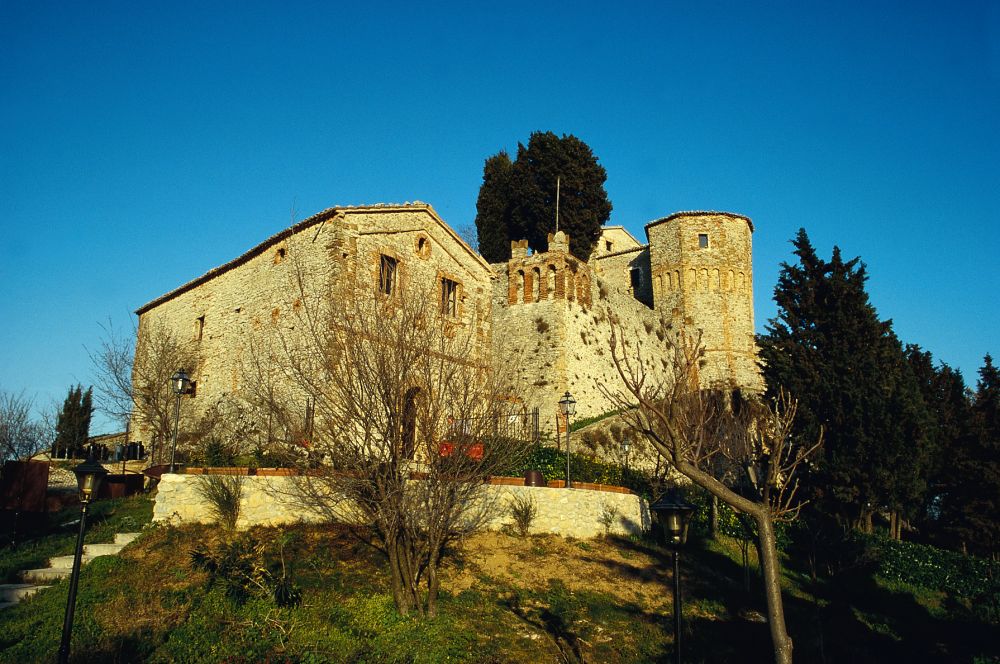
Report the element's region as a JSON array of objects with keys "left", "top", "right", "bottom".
[
  {"left": 569, "top": 410, "right": 619, "bottom": 432},
  {"left": 857, "top": 533, "right": 1000, "bottom": 600},
  {"left": 201, "top": 438, "right": 236, "bottom": 467}
]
